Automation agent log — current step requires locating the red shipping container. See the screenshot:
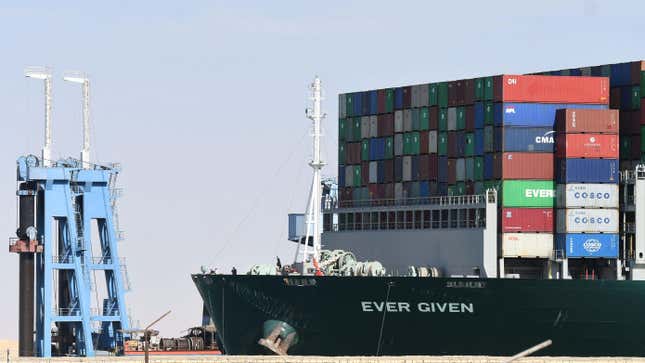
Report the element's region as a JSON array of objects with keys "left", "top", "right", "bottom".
[
  {"left": 420, "top": 132, "right": 429, "bottom": 154},
  {"left": 501, "top": 152, "right": 553, "bottom": 180},
  {"left": 378, "top": 113, "right": 394, "bottom": 136},
  {"left": 377, "top": 89, "right": 386, "bottom": 114},
  {"left": 610, "top": 88, "right": 621, "bottom": 109},
  {"left": 501, "top": 208, "right": 554, "bottom": 233},
  {"left": 465, "top": 105, "right": 474, "bottom": 131},
  {"left": 384, "top": 183, "right": 394, "bottom": 200},
  {"left": 556, "top": 134, "right": 618, "bottom": 158},
  {"left": 418, "top": 154, "right": 430, "bottom": 180},
  {"left": 492, "top": 153, "right": 502, "bottom": 179},
  {"left": 555, "top": 109, "right": 619, "bottom": 134},
  {"left": 493, "top": 75, "right": 609, "bottom": 104},
  {"left": 348, "top": 143, "right": 361, "bottom": 164},
  {"left": 361, "top": 162, "right": 369, "bottom": 186},
  {"left": 448, "top": 131, "right": 457, "bottom": 157},
  {"left": 368, "top": 184, "right": 378, "bottom": 200},
  {"left": 376, "top": 184, "right": 385, "bottom": 199},
  {"left": 465, "top": 181, "right": 474, "bottom": 195},
  {"left": 448, "top": 81, "right": 457, "bottom": 107},
  {"left": 429, "top": 106, "right": 438, "bottom": 129},
  {"left": 340, "top": 187, "right": 353, "bottom": 207},
  {"left": 402, "top": 86, "right": 411, "bottom": 108},
  {"left": 428, "top": 154, "right": 438, "bottom": 180},
  {"left": 456, "top": 80, "right": 465, "bottom": 105},
  {"left": 447, "top": 158, "right": 456, "bottom": 184},
  {"left": 383, "top": 159, "right": 394, "bottom": 183}
]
